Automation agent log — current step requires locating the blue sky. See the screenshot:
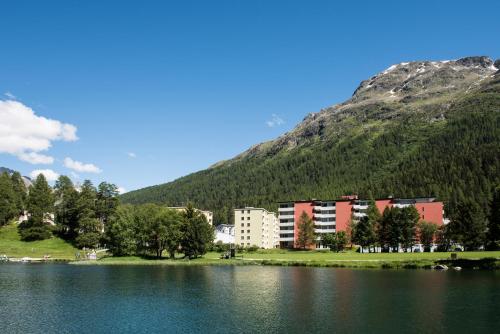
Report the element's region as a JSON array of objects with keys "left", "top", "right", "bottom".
[{"left": 1, "top": 0, "right": 499, "bottom": 192}]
